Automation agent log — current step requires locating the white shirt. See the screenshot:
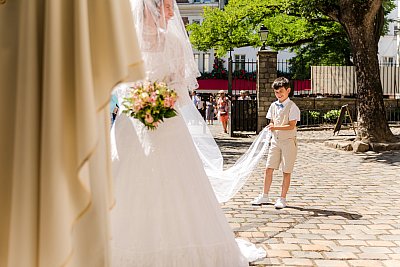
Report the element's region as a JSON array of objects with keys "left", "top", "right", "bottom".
[
  {"left": 192, "top": 95, "right": 199, "bottom": 106},
  {"left": 266, "top": 98, "right": 301, "bottom": 122}
]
